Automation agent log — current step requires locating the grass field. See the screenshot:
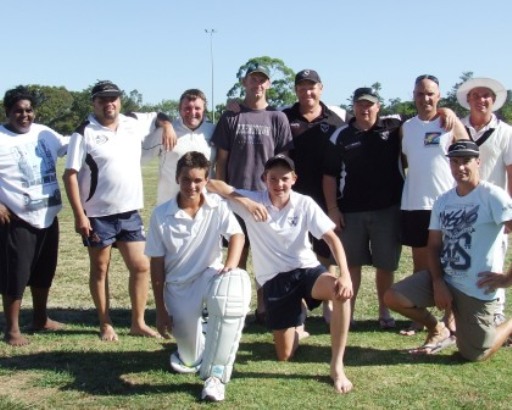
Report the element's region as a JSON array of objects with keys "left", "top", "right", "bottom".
[{"left": 1, "top": 159, "right": 511, "bottom": 409}]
